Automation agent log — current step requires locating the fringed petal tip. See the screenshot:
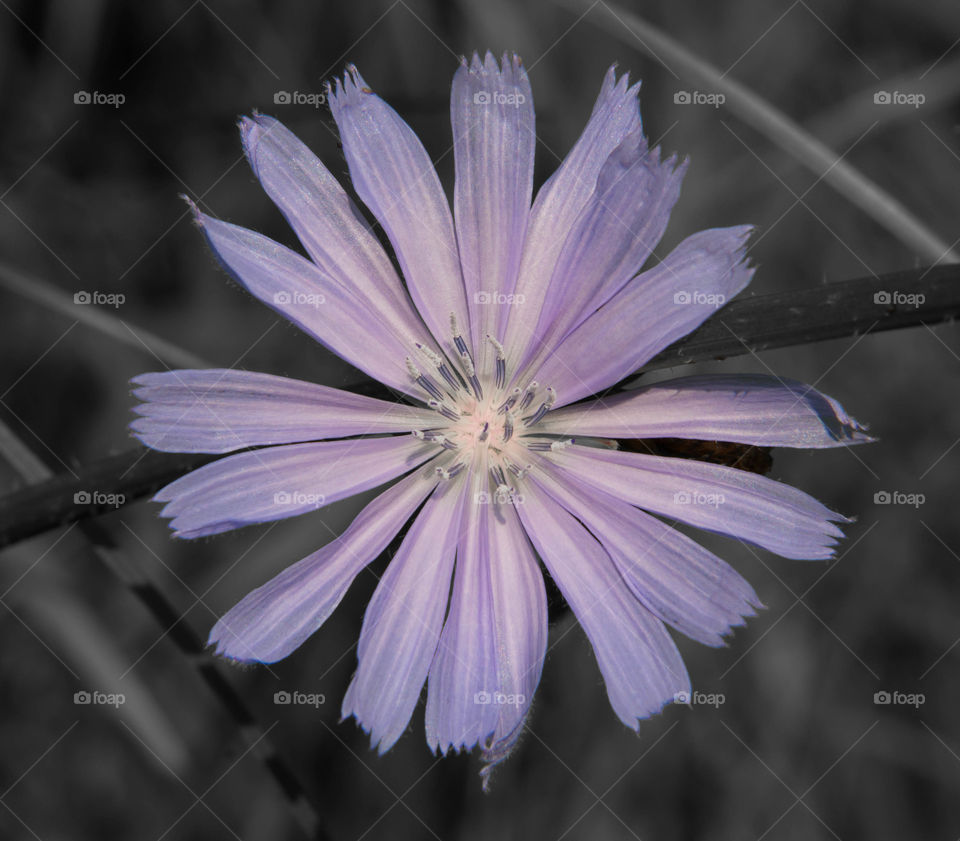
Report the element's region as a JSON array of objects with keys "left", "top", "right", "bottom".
[
  {"left": 238, "top": 113, "right": 265, "bottom": 174},
  {"left": 237, "top": 111, "right": 285, "bottom": 173},
  {"left": 595, "top": 64, "right": 641, "bottom": 118},
  {"left": 210, "top": 627, "right": 278, "bottom": 670},
  {"left": 813, "top": 395, "right": 874, "bottom": 447},
  {"left": 327, "top": 64, "right": 374, "bottom": 115},
  {"left": 180, "top": 193, "right": 201, "bottom": 223},
  {"left": 458, "top": 50, "right": 526, "bottom": 81},
  {"left": 204, "top": 632, "right": 263, "bottom": 667},
  {"left": 831, "top": 407, "right": 876, "bottom": 445},
  {"left": 340, "top": 713, "right": 397, "bottom": 758}
]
